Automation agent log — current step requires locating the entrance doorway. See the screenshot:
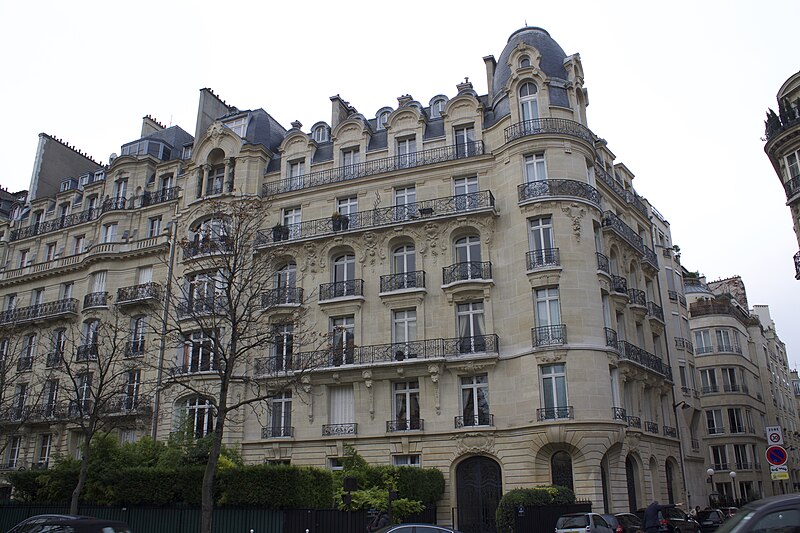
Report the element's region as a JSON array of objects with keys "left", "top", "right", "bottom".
[{"left": 456, "top": 456, "right": 502, "bottom": 533}]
